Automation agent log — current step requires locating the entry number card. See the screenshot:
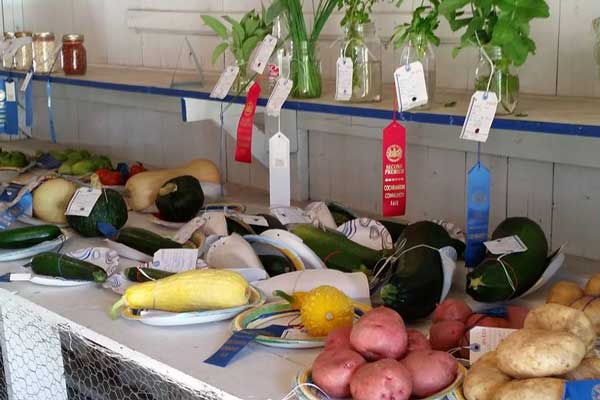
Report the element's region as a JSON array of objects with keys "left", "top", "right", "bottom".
[
  {"left": 460, "top": 91, "right": 498, "bottom": 142},
  {"left": 210, "top": 66, "right": 239, "bottom": 100},
  {"left": 393, "top": 62, "right": 428, "bottom": 111},
  {"left": 66, "top": 188, "right": 102, "bottom": 217},
  {"left": 484, "top": 235, "right": 528, "bottom": 255},
  {"left": 335, "top": 57, "right": 353, "bottom": 101}
]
